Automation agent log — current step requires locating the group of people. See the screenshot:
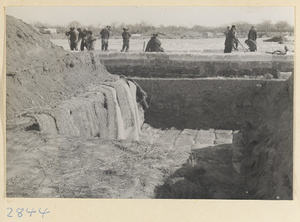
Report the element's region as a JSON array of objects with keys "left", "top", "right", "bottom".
[
  {"left": 224, "top": 25, "right": 257, "bottom": 53},
  {"left": 120, "top": 28, "right": 164, "bottom": 52},
  {"left": 66, "top": 26, "right": 164, "bottom": 52},
  {"left": 66, "top": 25, "right": 111, "bottom": 51},
  {"left": 67, "top": 25, "right": 261, "bottom": 53},
  {"left": 66, "top": 27, "right": 97, "bottom": 51}
]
